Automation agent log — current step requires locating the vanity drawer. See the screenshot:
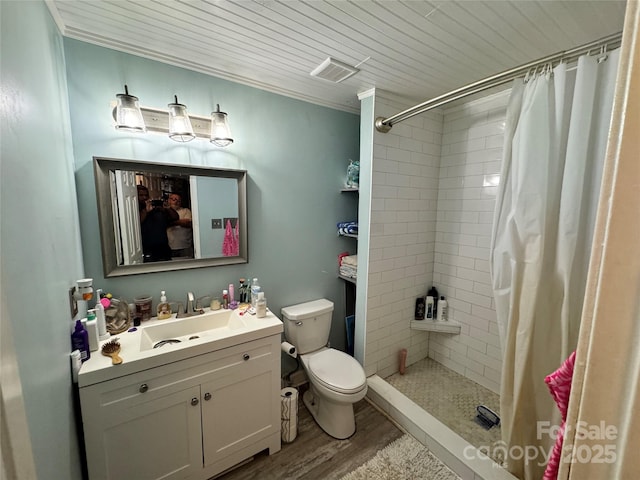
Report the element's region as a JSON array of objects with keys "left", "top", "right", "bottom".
[{"left": 81, "top": 336, "right": 275, "bottom": 412}]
